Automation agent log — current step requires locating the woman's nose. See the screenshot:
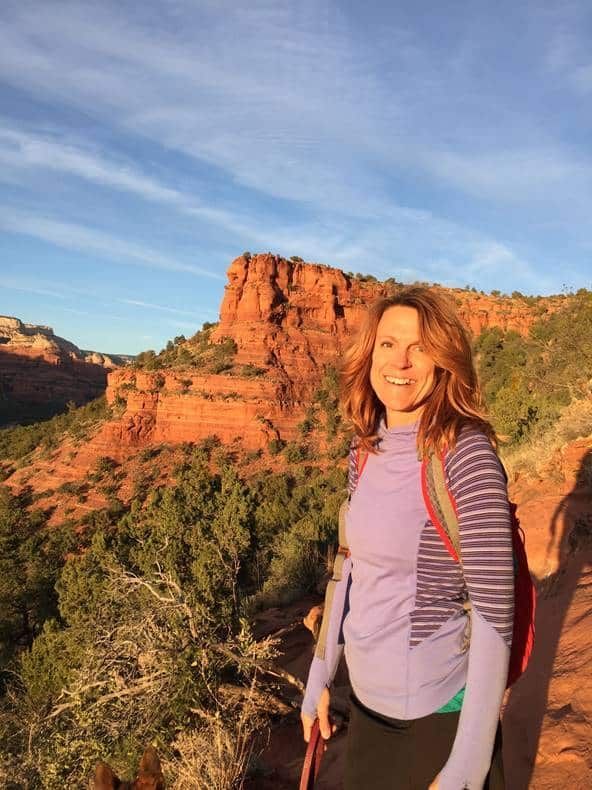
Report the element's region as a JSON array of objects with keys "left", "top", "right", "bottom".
[{"left": 390, "top": 348, "right": 411, "bottom": 368}]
